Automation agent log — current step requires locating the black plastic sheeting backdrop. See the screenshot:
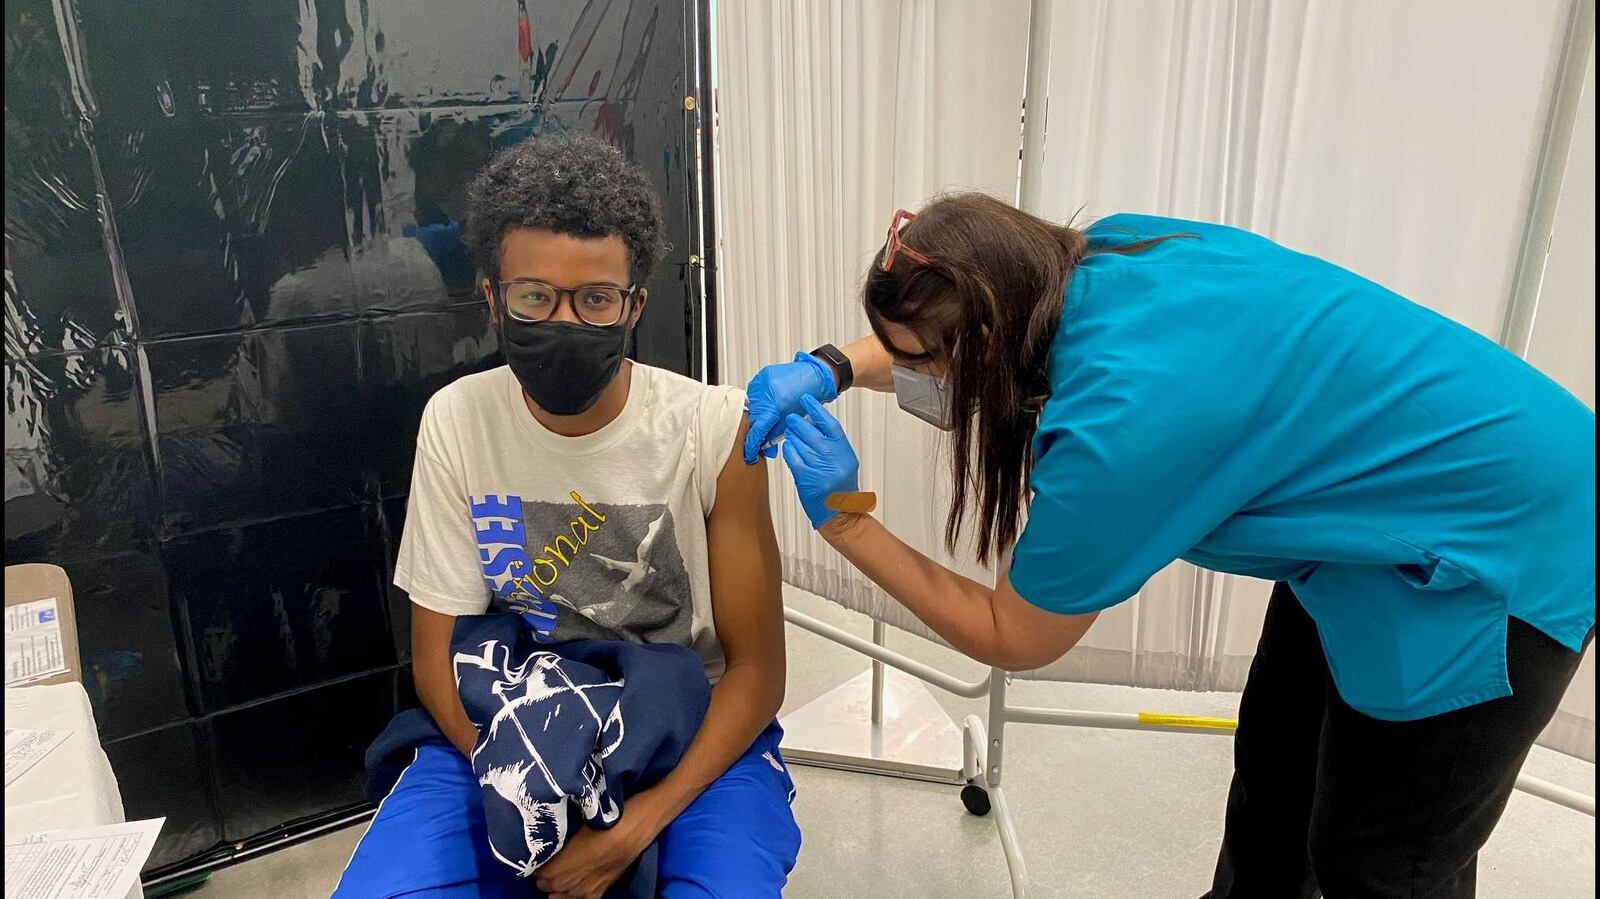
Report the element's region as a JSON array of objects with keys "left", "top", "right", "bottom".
[{"left": 5, "top": 0, "right": 711, "bottom": 875}]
